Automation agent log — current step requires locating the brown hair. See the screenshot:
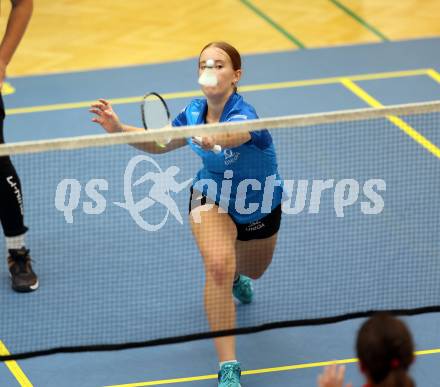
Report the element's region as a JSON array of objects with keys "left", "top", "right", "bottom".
[
  {"left": 356, "top": 313, "right": 415, "bottom": 387},
  {"left": 199, "top": 41, "right": 241, "bottom": 70},
  {"left": 199, "top": 41, "right": 241, "bottom": 92}
]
